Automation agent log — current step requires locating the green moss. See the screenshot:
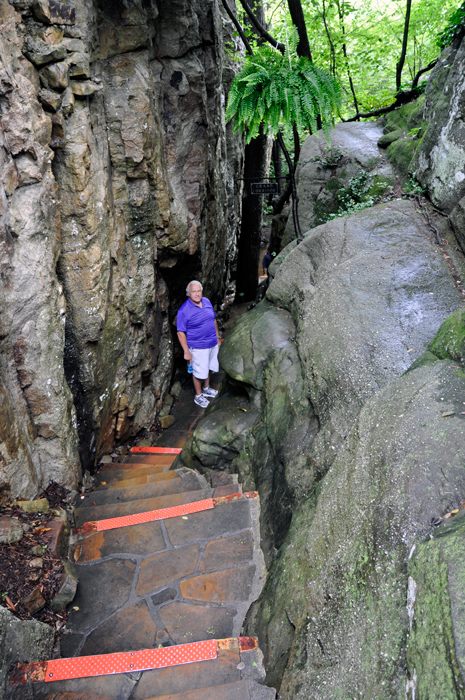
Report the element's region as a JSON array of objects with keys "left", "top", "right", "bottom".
[
  {"left": 384, "top": 96, "right": 425, "bottom": 133},
  {"left": 408, "top": 514, "right": 465, "bottom": 698},
  {"left": 313, "top": 195, "right": 338, "bottom": 226},
  {"left": 325, "top": 176, "right": 339, "bottom": 193},
  {"left": 378, "top": 129, "right": 404, "bottom": 147},
  {"left": 428, "top": 308, "right": 465, "bottom": 363},
  {"left": 386, "top": 137, "right": 420, "bottom": 178},
  {"left": 365, "top": 174, "right": 395, "bottom": 198},
  {"left": 382, "top": 96, "right": 429, "bottom": 179},
  {"left": 404, "top": 350, "right": 440, "bottom": 374}
]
